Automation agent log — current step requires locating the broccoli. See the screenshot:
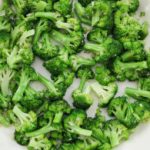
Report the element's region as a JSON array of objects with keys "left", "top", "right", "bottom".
[
  {"left": 14, "top": 131, "right": 29, "bottom": 145},
  {"left": 84, "top": 38, "right": 122, "bottom": 62},
  {"left": 78, "top": 0, "right": 93, "bottom": 7},
  {"left": 113, "top": 58, "right": 148, "bottom": 81},
  {"left": 139, "top": 77, "right": 150, "bottom": 91},
  {"left": 87, "top": 28, "right": 108, "bottom": 44},
  {"left": 28, "top": 0, "right": 53, "bottom": 12},
  {"left": 28, "top": 135, "right": 52, "bottom": 150},
  {"left": 90, "top": 81, "right": 118, "bottom": 107},
  {"left": 69, "top": 55, "right": 95, "bottom": 71},
  {"left": 0, "top": 66, "right": 15, "bottom": 96},
  {"left": 54, "top": 0, "right": 71, "bottom": 16},
  {"left": 7, "top": 29, "right": 35, "bottom": 69},
  {"left": 13, "top": 105, "right": 37, "bottom": 133},
  {"left": 117, "top": 0, "right": 139, "bottom": 13},
  {"left": 33, "top": 32, "right": 59, "bottom": 60},
  {"left": 48, "top": 100, "right": 71, "bottom": 123},
  {"left": 95, "top": 66, "right": 115, "bottom": 86},
  {"left": 0, "top": 94, "right": 11, "bottom": 108},
  {"left": 72, "top": 68, "right": 94, "bottom": 109},
  {"left": 64, "top": 109, "right": 92, "bottom": 137},
  {"left": 114, "top": 7, "right": 148, "bottom": 41},
  {"left": 108, "top": 97, "right": 141, "bottom": 128},
  {"left": 125, "top": 87, "right": 150, "bottom": 100},
  {"left": 104, "top": 119, "right": 130, "bottom": 148},
  {"left": 52, "top": 70, "right": 75, "bottom": 95}
]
